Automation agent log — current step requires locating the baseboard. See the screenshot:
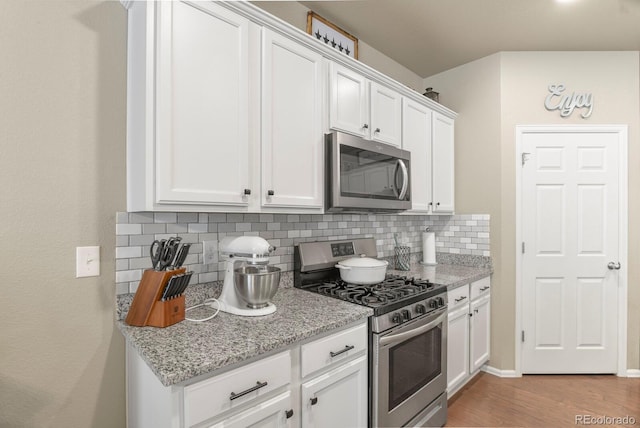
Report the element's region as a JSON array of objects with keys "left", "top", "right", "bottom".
[
  {"left": 482, "top": 365, "right": 520, "bottom": 378},
  {"left": 626, "top": 369, "right": 640, "bottom": 378}
]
